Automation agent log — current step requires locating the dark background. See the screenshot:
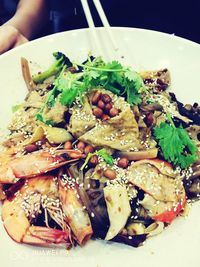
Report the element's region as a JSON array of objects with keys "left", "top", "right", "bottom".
[
  {"left": 49, "top": 0, "right": 200, "bottom": 44},
  {"left": 1, "top": 0, "right": 200, "bottom": 44}
]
